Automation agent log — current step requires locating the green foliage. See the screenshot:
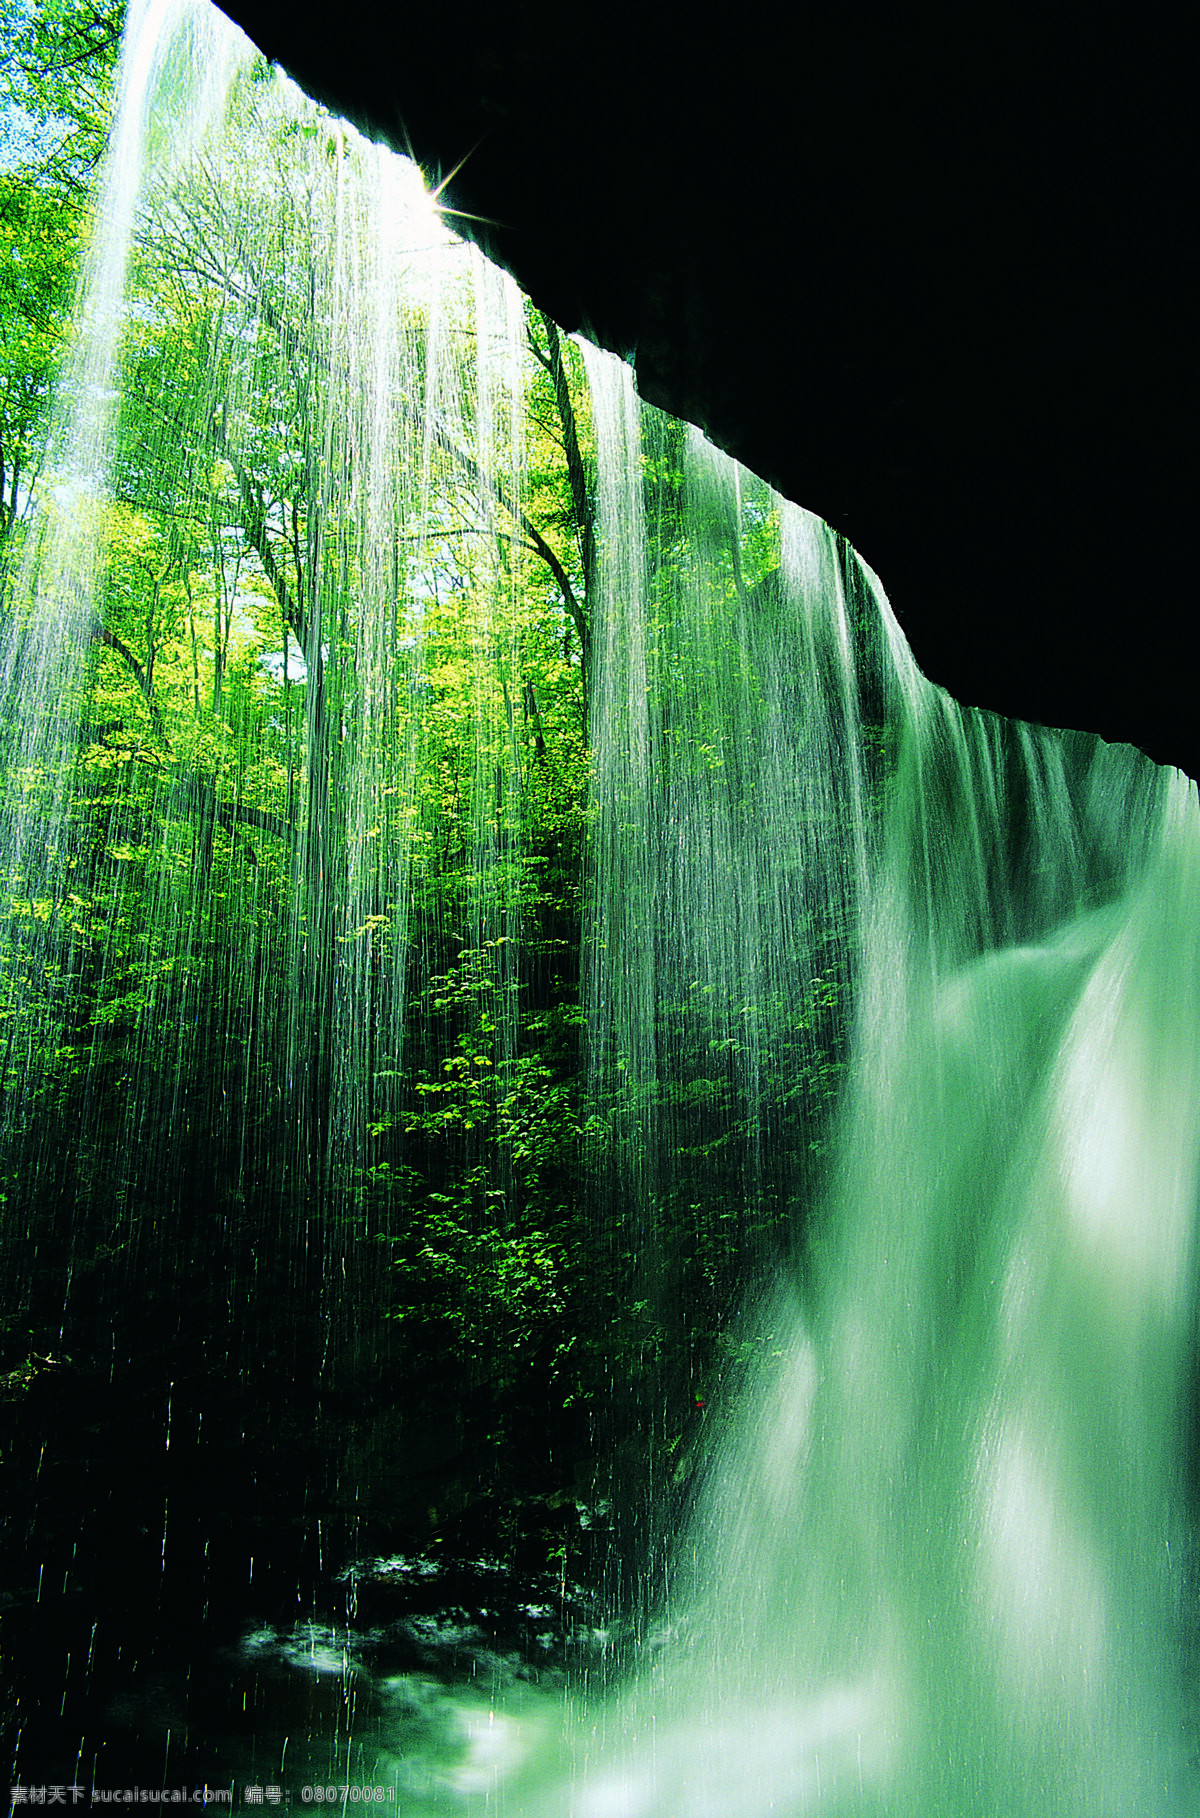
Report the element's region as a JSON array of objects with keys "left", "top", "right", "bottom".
[
  {"left": 1, "top": 1, "right": 122, "bottom": 190},
  {"left": 0, "top": 2, "right": 122, "bottom": 565},
  {"left": 0, "top": 172, "right": 79, "bottom": 524},
  {"left": 0, "top": 34, "right": 863, "bottom": 1548}
]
